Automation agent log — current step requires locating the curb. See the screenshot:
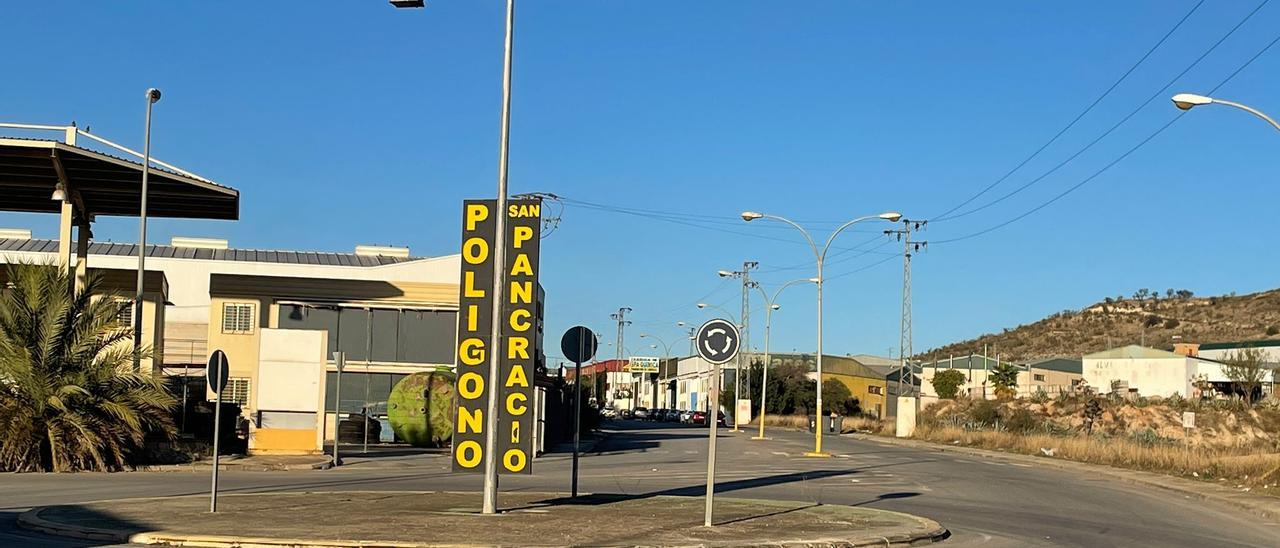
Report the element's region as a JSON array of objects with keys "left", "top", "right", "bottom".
[
  {"left": 853, "top": 433, "right": 1280, "bottom": 521},
  {"left": 136, "top": 456, "right": 334, "bottom": 472},
  {"left": 18, "top": 491, "right": 948, "bottom": 548}
]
